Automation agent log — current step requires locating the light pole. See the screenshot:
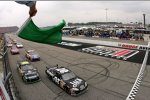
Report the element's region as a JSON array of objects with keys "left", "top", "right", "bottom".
[{"left": 143, "top": 13, "right": 146, "bottom": 28}]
